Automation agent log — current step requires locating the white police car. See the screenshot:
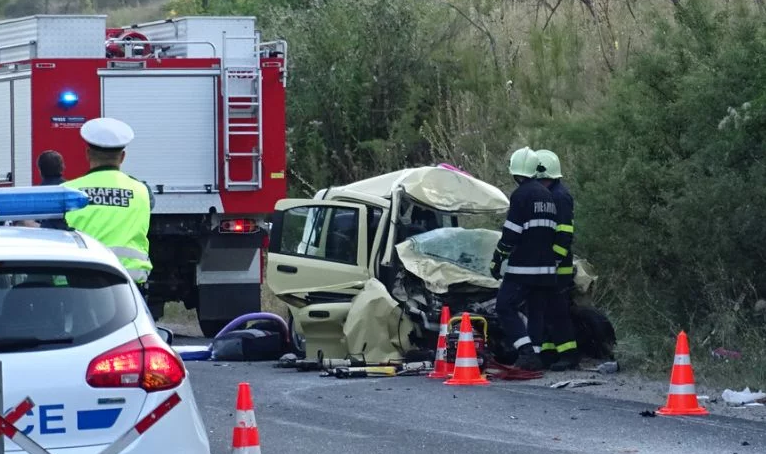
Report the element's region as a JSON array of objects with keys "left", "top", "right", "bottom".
[{"left": 0, "top": 186, "right": 210, "bottom": 453}]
